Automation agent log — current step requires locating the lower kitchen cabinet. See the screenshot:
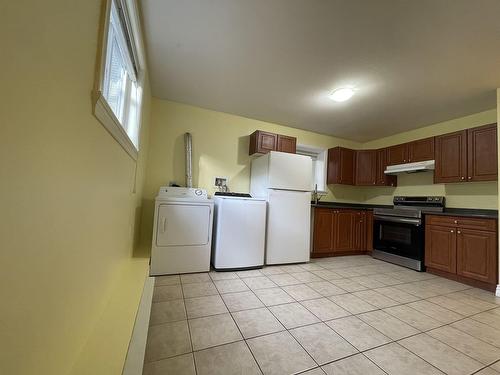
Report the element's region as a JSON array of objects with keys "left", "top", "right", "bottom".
[
  {"left": 312, "top": 207, "right": 372, "bottom": 257},
  {"left": 425, "top": 215, "right": 498, "bottom": 291}
]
